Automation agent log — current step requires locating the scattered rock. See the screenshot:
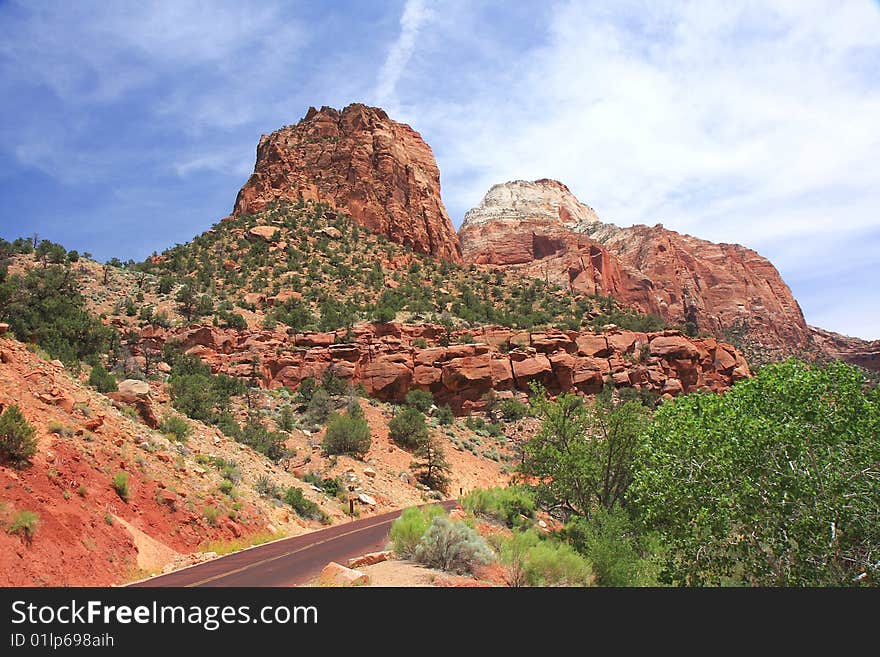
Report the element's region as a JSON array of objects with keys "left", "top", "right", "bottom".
[
  {"left": 117, "top": 379, "right": 151, "bottom": 398},
  {"left": 357, "top": 493, "right": 377, "bottom": 506},
  {"left": 347, "top": 551, "right": 393, "bottom": 569}
]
